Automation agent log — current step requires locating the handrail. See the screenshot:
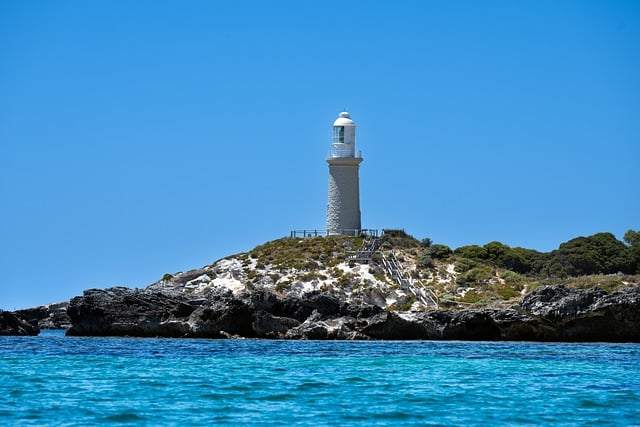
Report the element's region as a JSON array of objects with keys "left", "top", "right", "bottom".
[
  {"left": 328, "top": 144, "right": 358, "bottom": 158},
  {"left": 381, "top": 251, "right": 438, "bottom": 308},
  {"left": 290, "top": 229, "right": 379, "bottom": 238}
]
